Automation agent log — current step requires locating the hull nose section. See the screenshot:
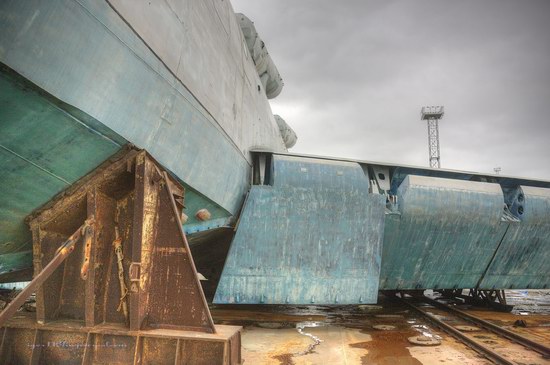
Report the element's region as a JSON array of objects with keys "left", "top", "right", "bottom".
[{"left": 214, "top": 155, "right": 386, "bottom": 305}]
